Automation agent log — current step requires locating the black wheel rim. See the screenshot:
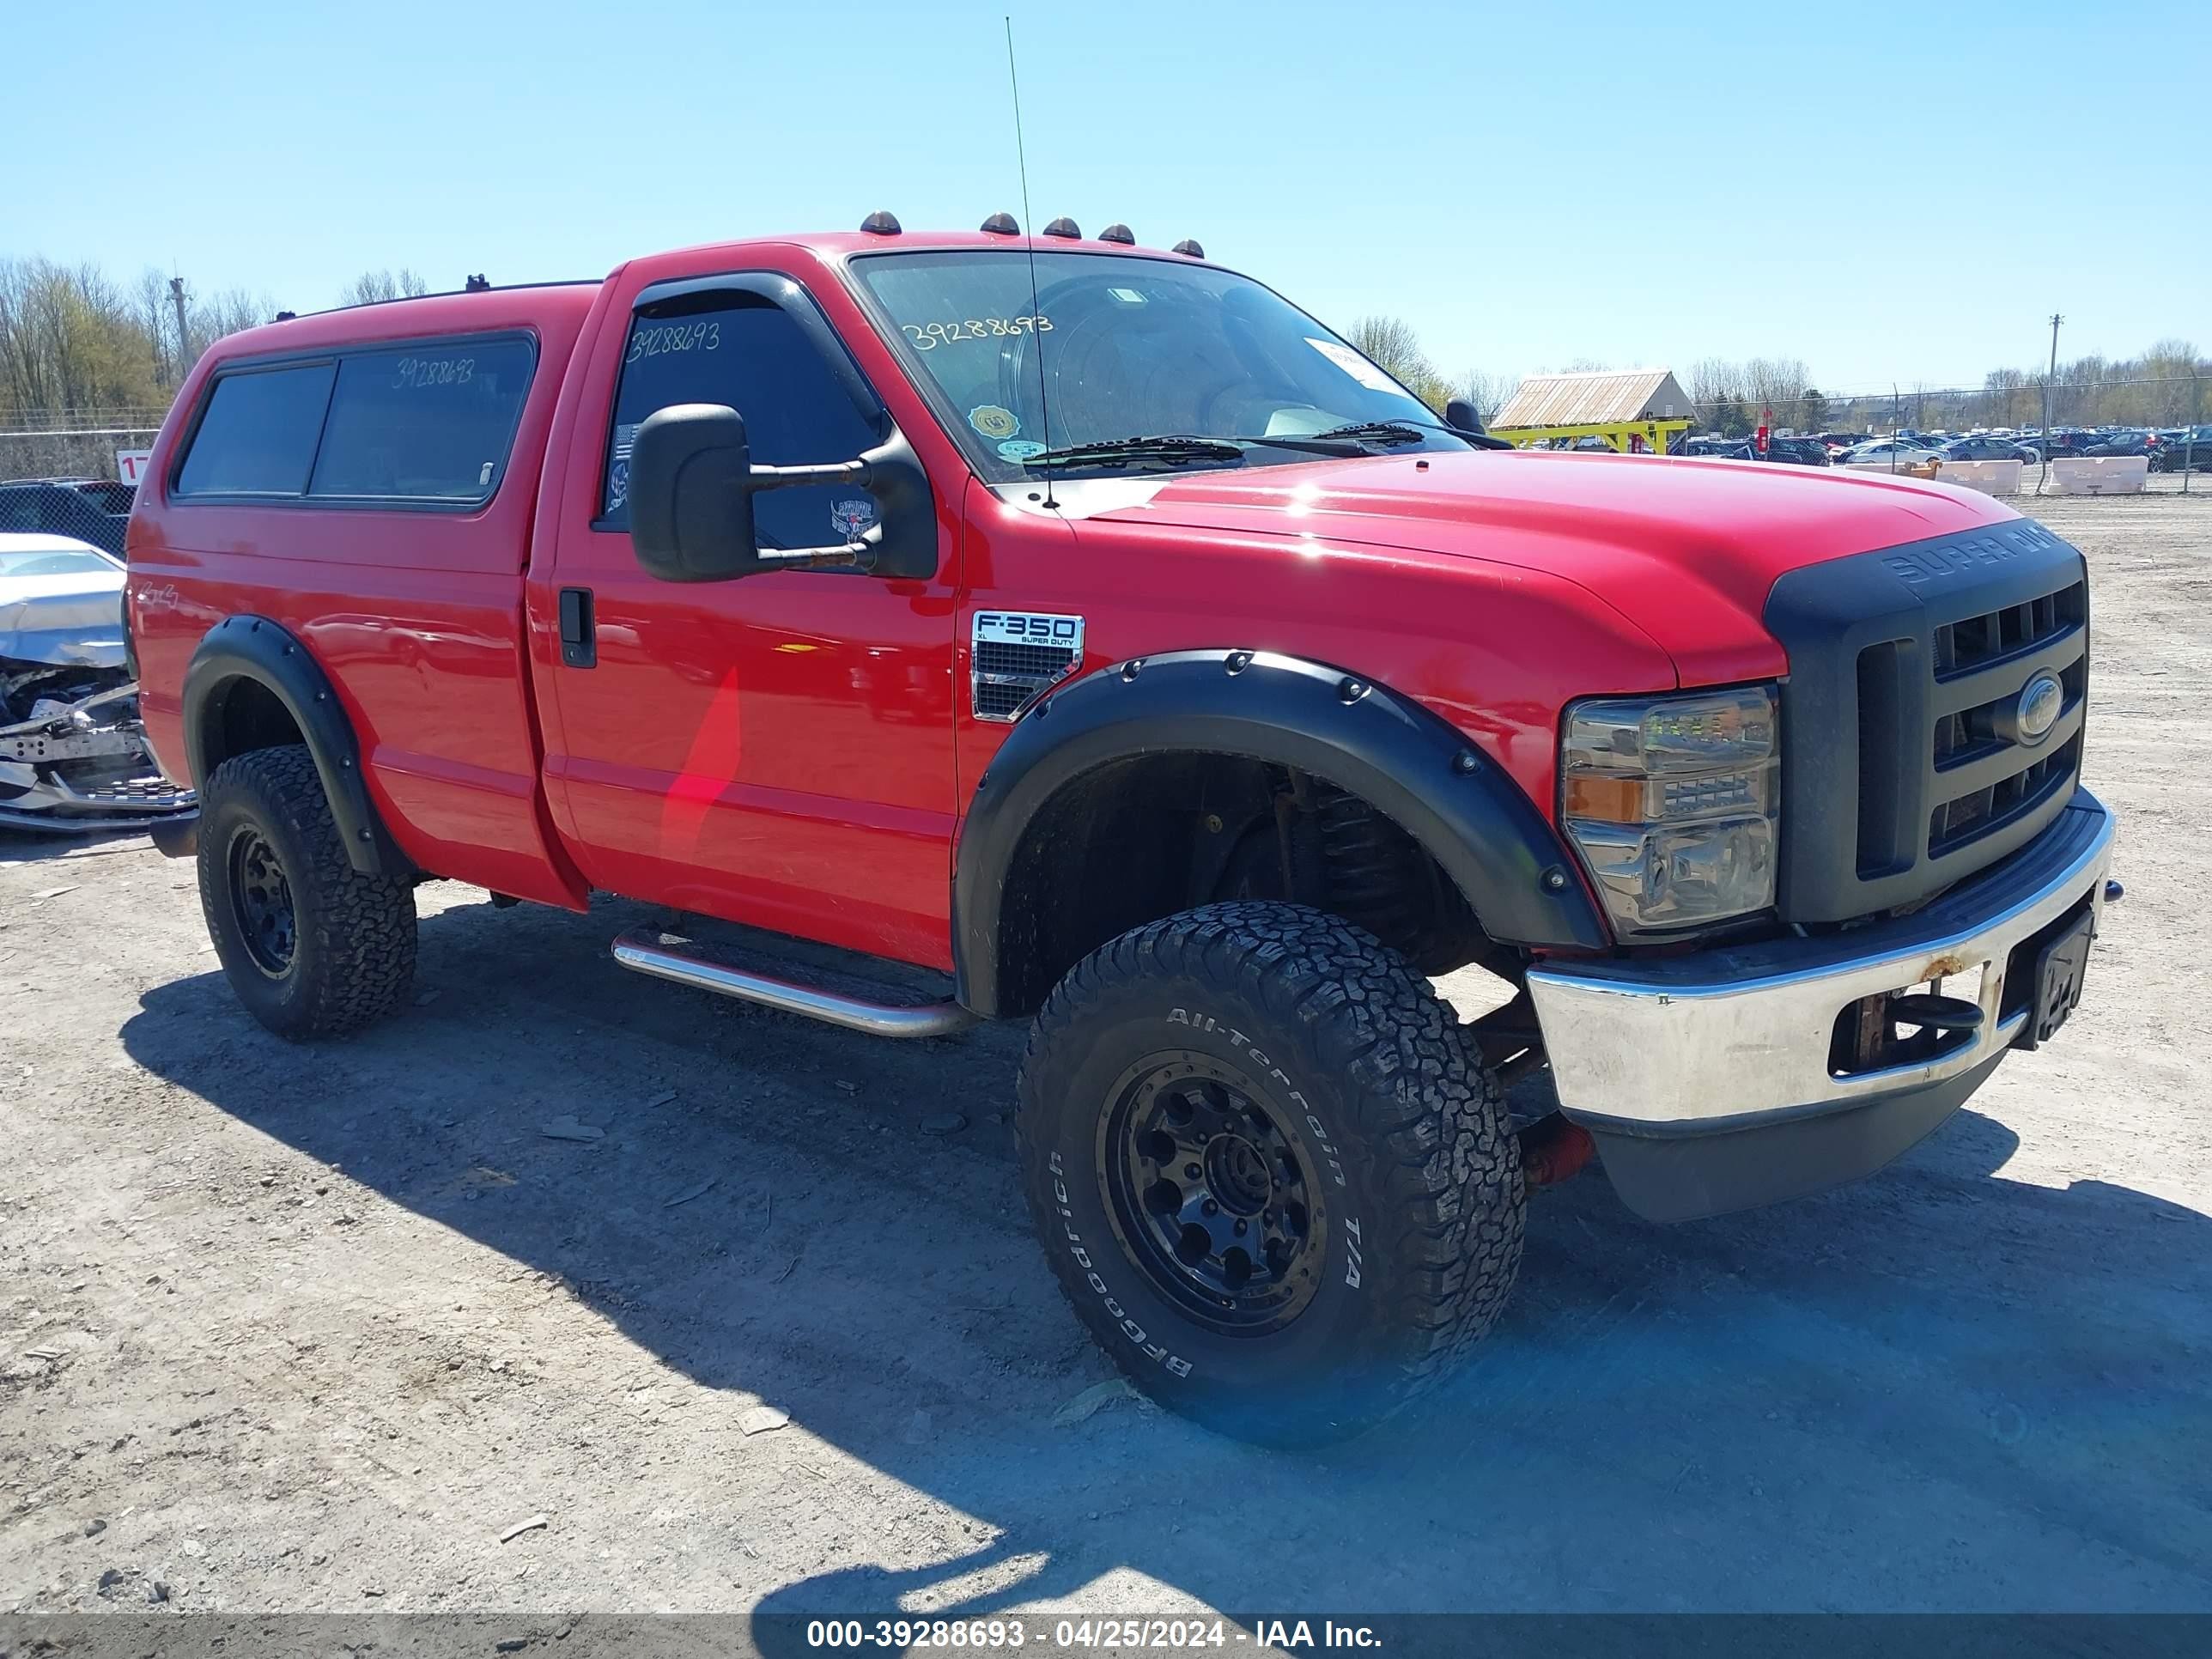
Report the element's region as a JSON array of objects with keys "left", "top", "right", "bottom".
[
  {"left": 1097, "top": 1051, "right": 1327, "bottom": 1336},
  {"left": 227, "top": 826, "right": 296, "bottom": 976}
]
